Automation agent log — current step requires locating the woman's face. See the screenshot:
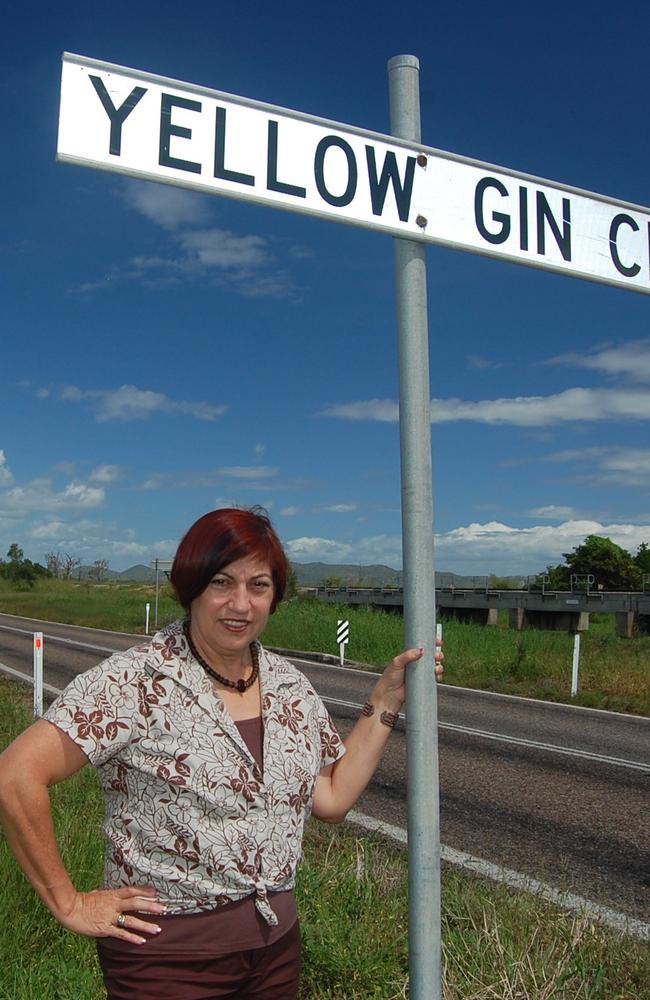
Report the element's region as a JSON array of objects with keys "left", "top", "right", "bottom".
[{"left": 189, "top": 553, "right": 274, "bottom": 661}]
